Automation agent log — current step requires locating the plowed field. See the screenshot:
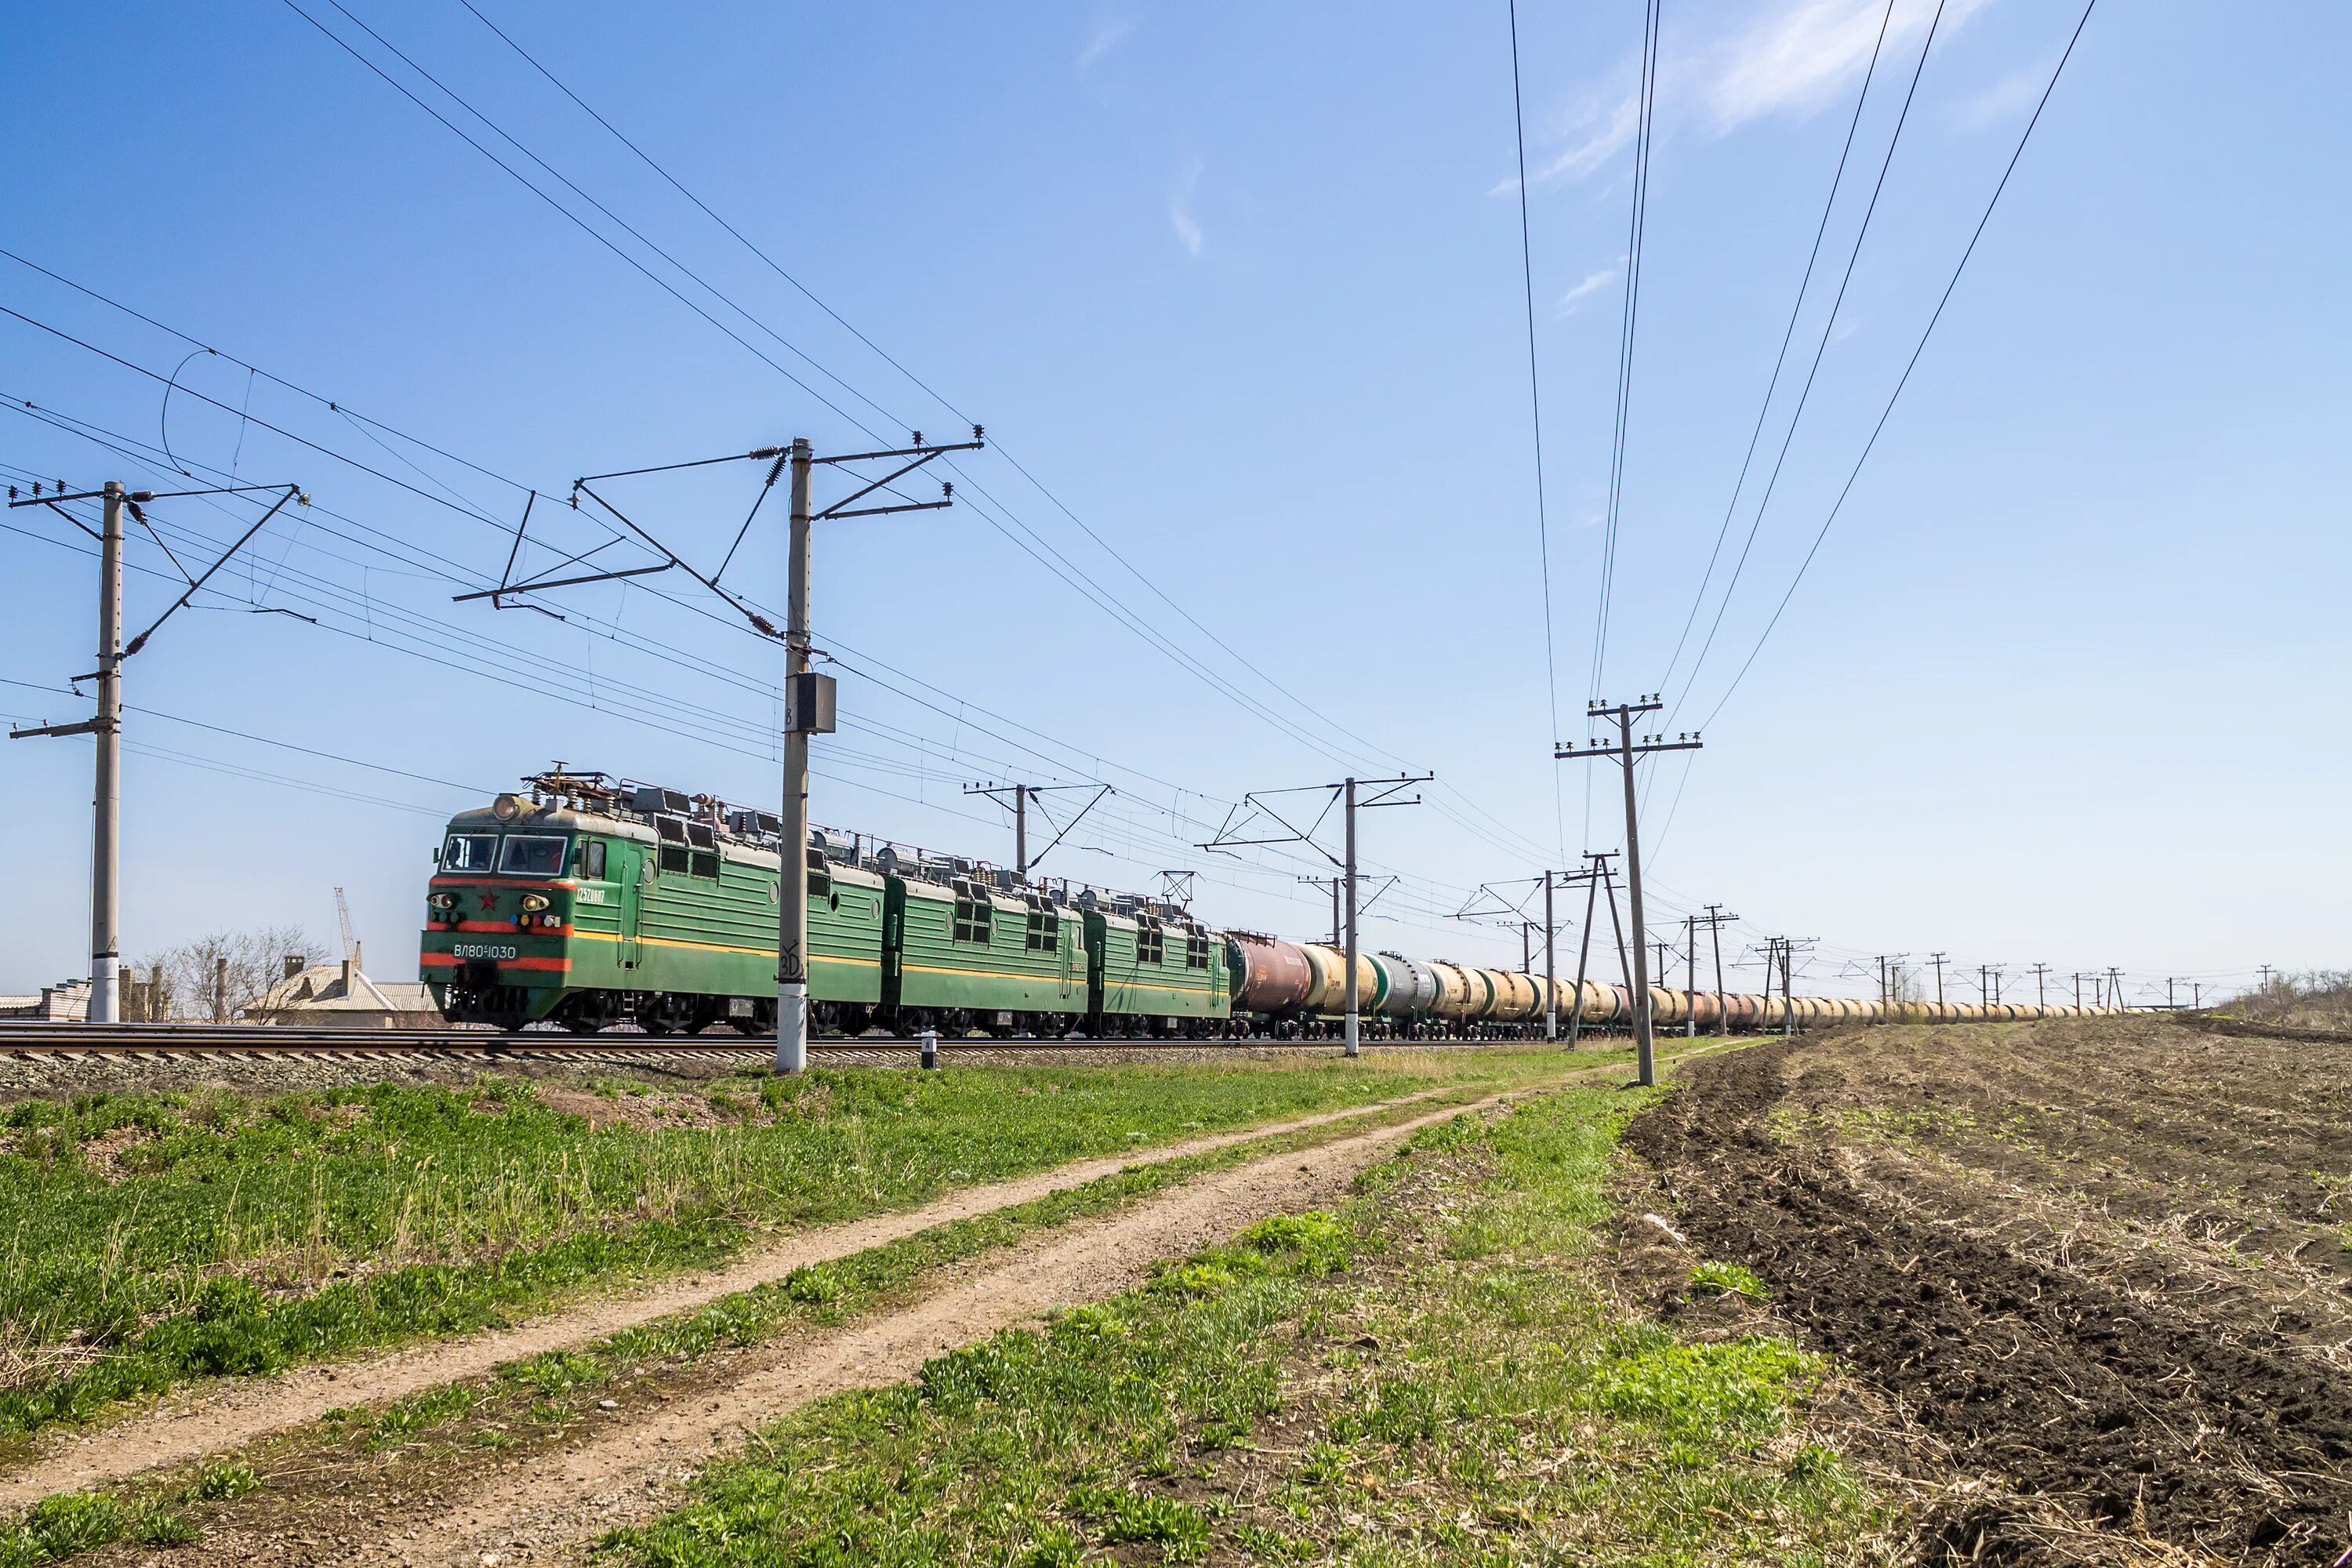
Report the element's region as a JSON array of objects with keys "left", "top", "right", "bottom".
[{"left": 1625, "top": 1018, "right": 2352, "bottom": 1566}]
